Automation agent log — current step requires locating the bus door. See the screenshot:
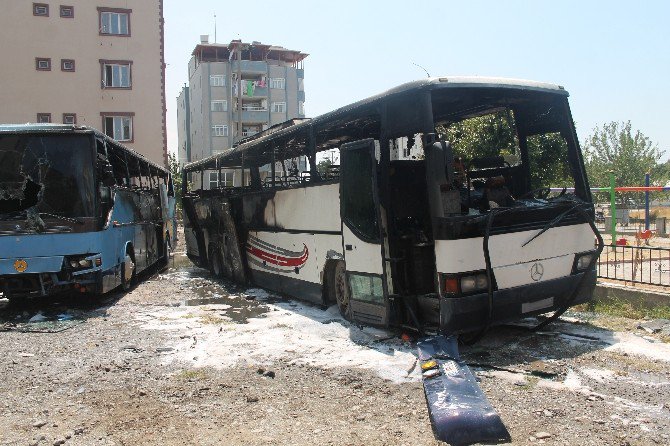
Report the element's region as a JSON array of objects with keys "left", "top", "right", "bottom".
[{"left": 340, "top": 139, "right": 391, "bottom": 326}]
